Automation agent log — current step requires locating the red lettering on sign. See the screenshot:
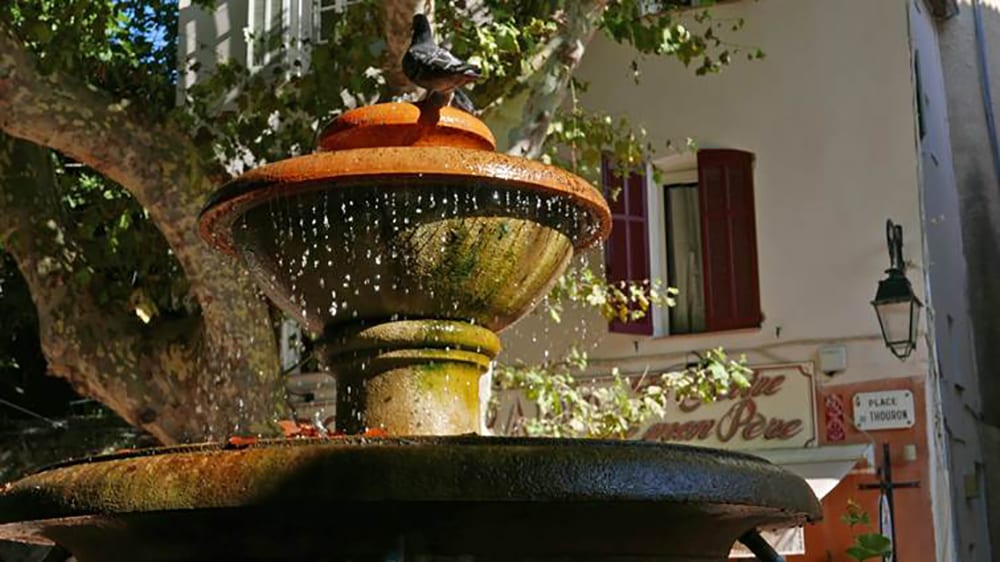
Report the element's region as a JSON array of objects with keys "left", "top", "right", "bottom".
[
  {"left": 641, "top": 370, "right": 807, "bottom": 445},
  {"left": 645, "top": 420, "right": 716, "bottom": 442},
  {"left": 765, "top": 419, "right": 802, "bottom": 440},
  {"left": 682, "top": 373, "right": 788, "bottom": 414}
]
